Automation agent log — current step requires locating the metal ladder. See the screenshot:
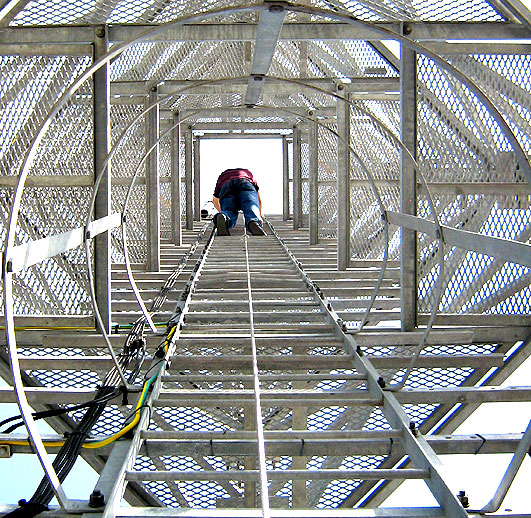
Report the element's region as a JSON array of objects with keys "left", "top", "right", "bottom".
[{"left": 91, "top": 220, "right": 470, "bottom": 518}]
